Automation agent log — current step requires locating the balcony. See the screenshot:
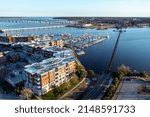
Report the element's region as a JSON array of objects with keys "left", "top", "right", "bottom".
[
  {"left": 35, "top": 85, "right": 41, "bottom": 89},
  {"left": 55, "top": 72, "right": 59, "bottom": 76},
  {"left": 34, "top": 80, "right": 41, "bottom": 85},
  {"left": 34, "top": 77, "right": 40, "bottom": 81}
]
